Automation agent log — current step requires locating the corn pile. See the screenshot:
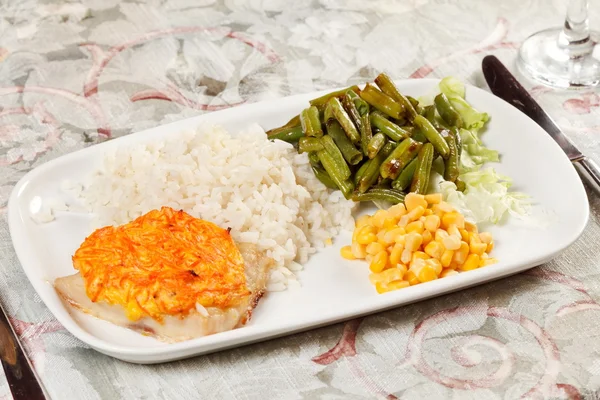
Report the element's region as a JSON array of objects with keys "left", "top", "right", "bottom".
[{"left": 341, "top": 192, "right": 497, "bottom": 293}]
